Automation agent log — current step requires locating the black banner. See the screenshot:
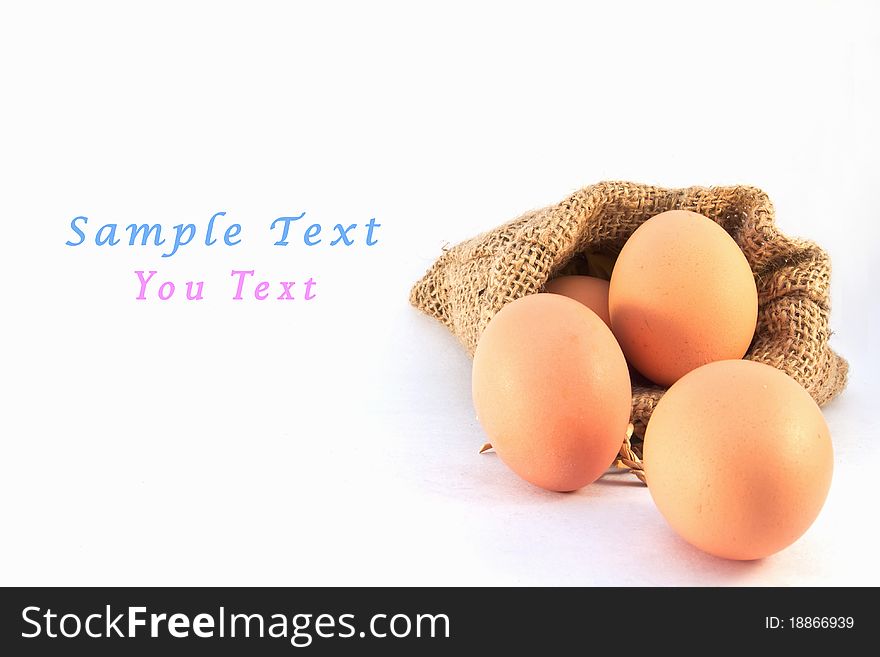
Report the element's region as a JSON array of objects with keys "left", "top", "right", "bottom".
[{"left": 0, "top": 587, "right": 869, "bottom": 654}]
